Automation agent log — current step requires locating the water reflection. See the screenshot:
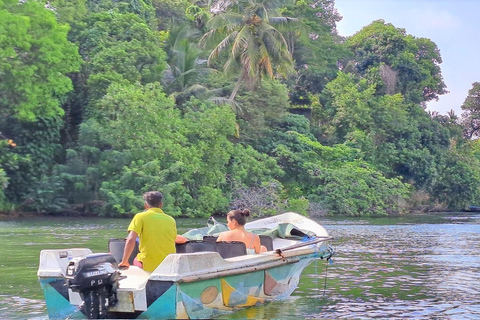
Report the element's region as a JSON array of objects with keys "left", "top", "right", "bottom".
[
  {"left": 0, "top": 295, "right": 47, "bottom": 320},
  {"left": 309, "top": 215, "right": 480, "bottom": 319},
  {"left": 0, "top": 213, "right": 479, "bottom": 319}
]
